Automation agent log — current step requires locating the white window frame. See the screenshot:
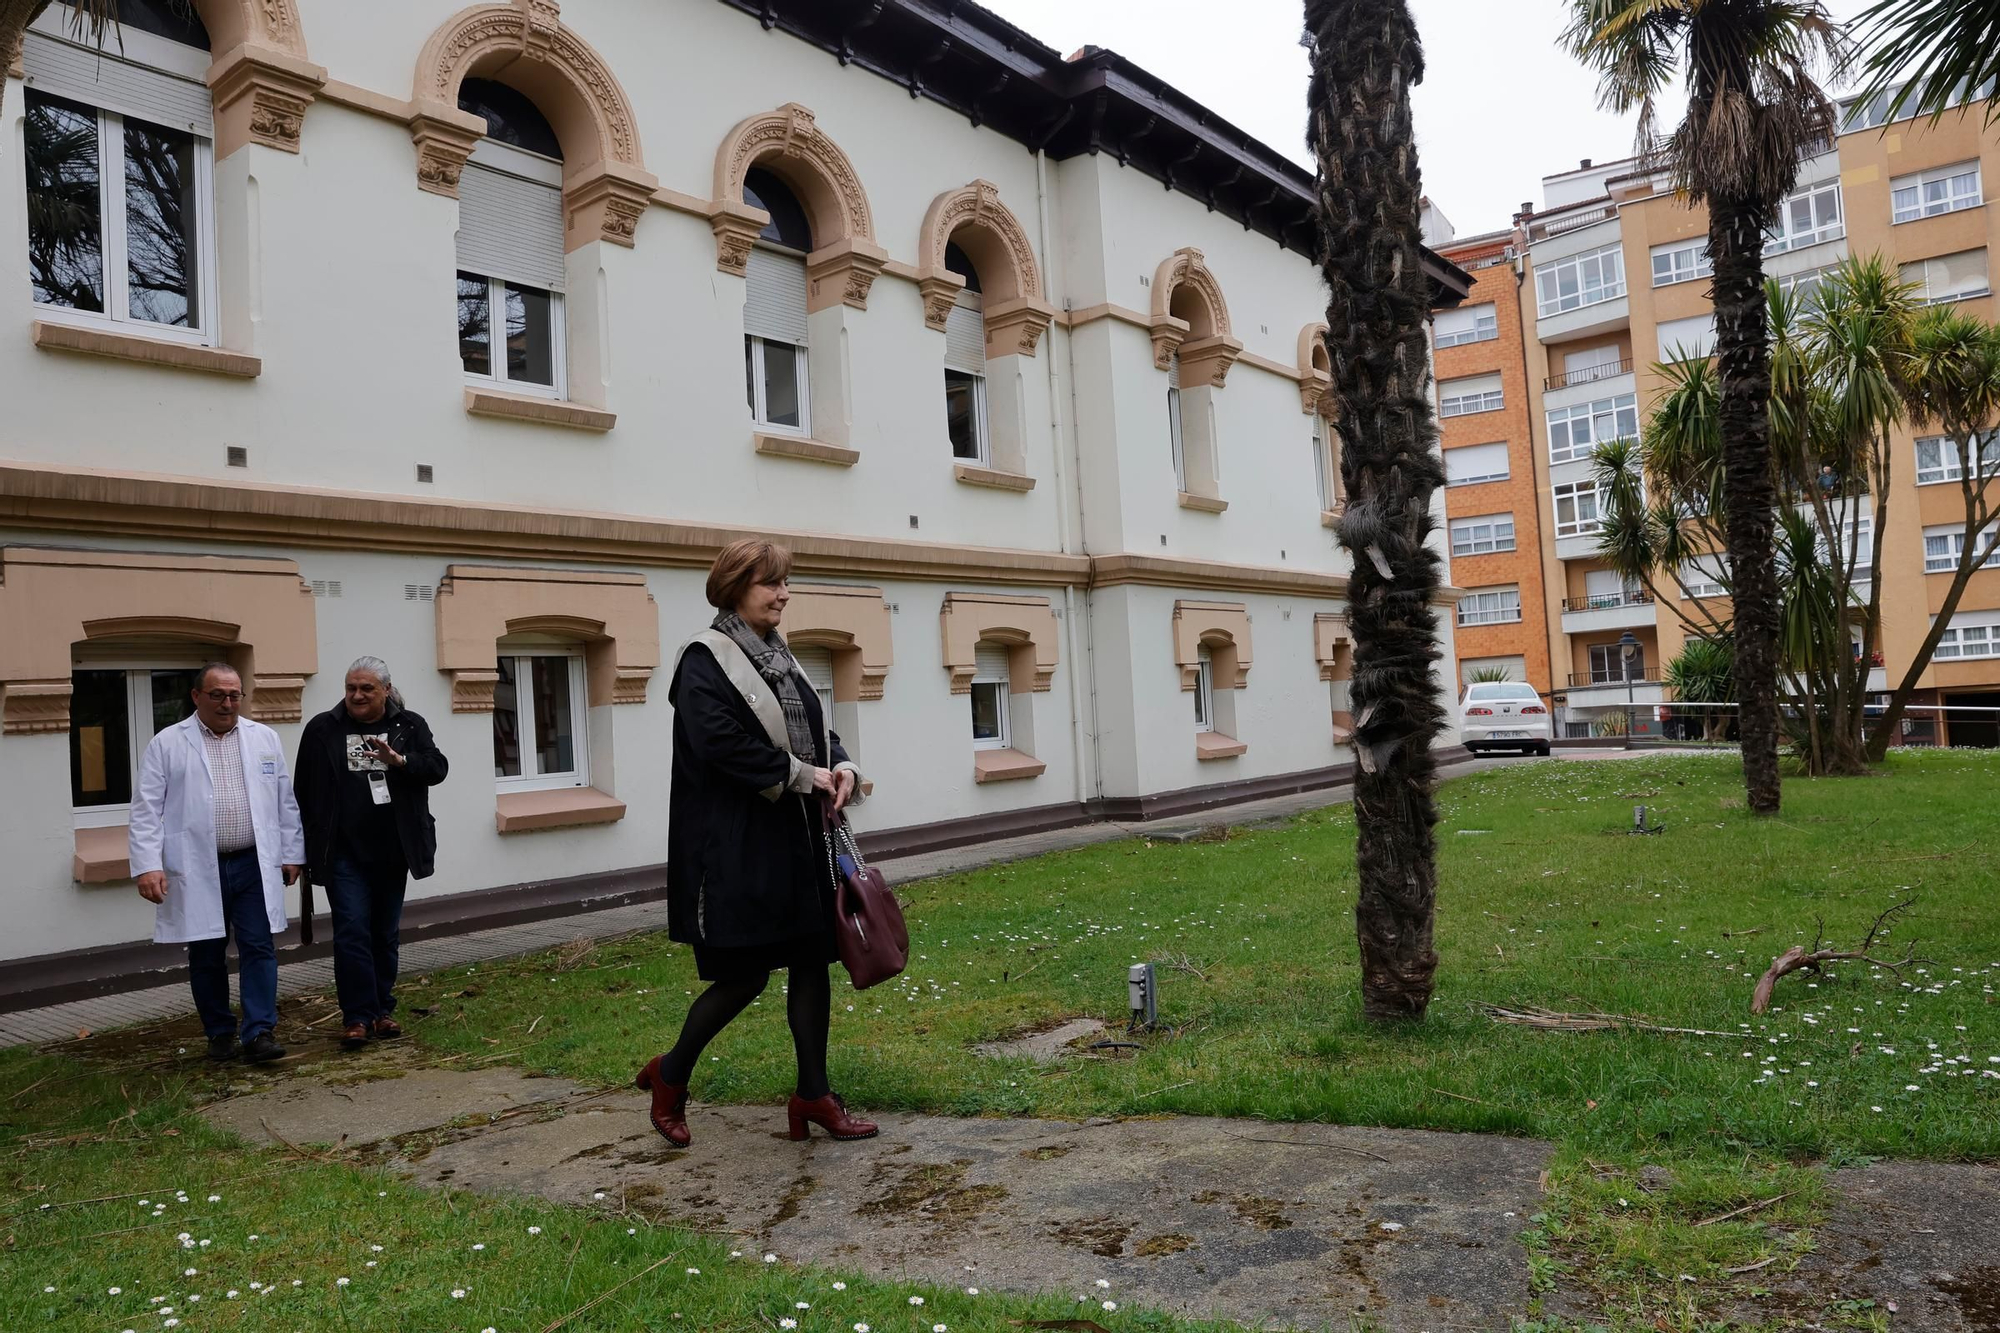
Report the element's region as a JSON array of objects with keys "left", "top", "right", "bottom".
[
  {"left": 792, "top": 645, "right": 836, "bottom": 717},
  {"left": 1434, "top": 302, "right": 1498, "bottom": 348},
  {"left": 1439, "top": 376, "right": 1504, "bottom": 418},
  {"left": 1916, "top": 433, "right": 2000, "bottom": 486},
  {"left": 944, "top": 368, "right": 990, "bottom": 465},
  {"left": 493, "top": 648, "right": 589, "bottom": 793},
  {"left": 1553, "top": 479, "right": 1610, "bottom": 539},
  {"left": 1657, "top": 314, "right": 1718, "bottom": 363},
  {"left": 1931, "top": 610, "right": 2000, "bottom": 660},
  {"left": 1892, "top": 161, "right": 1982, "bottom": 225},
  {"left": 460, "top": 272, "right": 567, "bottom": 400},
  {"left": 1900, "top": 249, "right": 1991, "bottom": 306},
  {"left": 1311, "top": 413, "right": 1339, "bottom": 511},
  {"left": 1546, "top": 392, "right": 1638, "bottom": 465},
  {"left": 1763, "top": 181, "right": 1844, "bottom": 255},
  {"left": 969, "top": 653, "right": 1011, "bottom": 752},
  {"left": 1679, "top": 559, "right": 1729, "bottom": 599},
  {"left": 24, "top": 90, "right": 218, "bottom": 347},
  {"left": 1819, "top": 516, "right": 1874, "bottom": 584},
  {"left": 1778, "top": 265, "right": 1839, "bottom": 299},
  {"left": 1449, "top": 513, "right": 1516, "bottom": 557},
  {"left": 1193, "top": 645, "right": 1215, "bottom": 733},
  {"left": 1457, "top": 587, "right": 1523, "bottom": 627},
  {"left": 1650, "top": 239, "right": 1712, "bottom": 287},
  {"left": 1167, "top": 380, "right": 1187, "bottom": 490},
  {"left": 1588, "top": 641, "right": 1648, "bottom": 683},
  {"left": 1536, "top": 243, "right": 1625, "bottom": 317},
  {"left": 1923, "top": 524, "right": 2000, "bottom": 573},
  {"left": 68, "top": 658, "right": 206, "bottom": 829},
  {"left": 1445, "top": 441, "right": 1510, "bottom": 487},
  {"left": 745, "top": 333, "right": 812, "bottom": 434}
]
